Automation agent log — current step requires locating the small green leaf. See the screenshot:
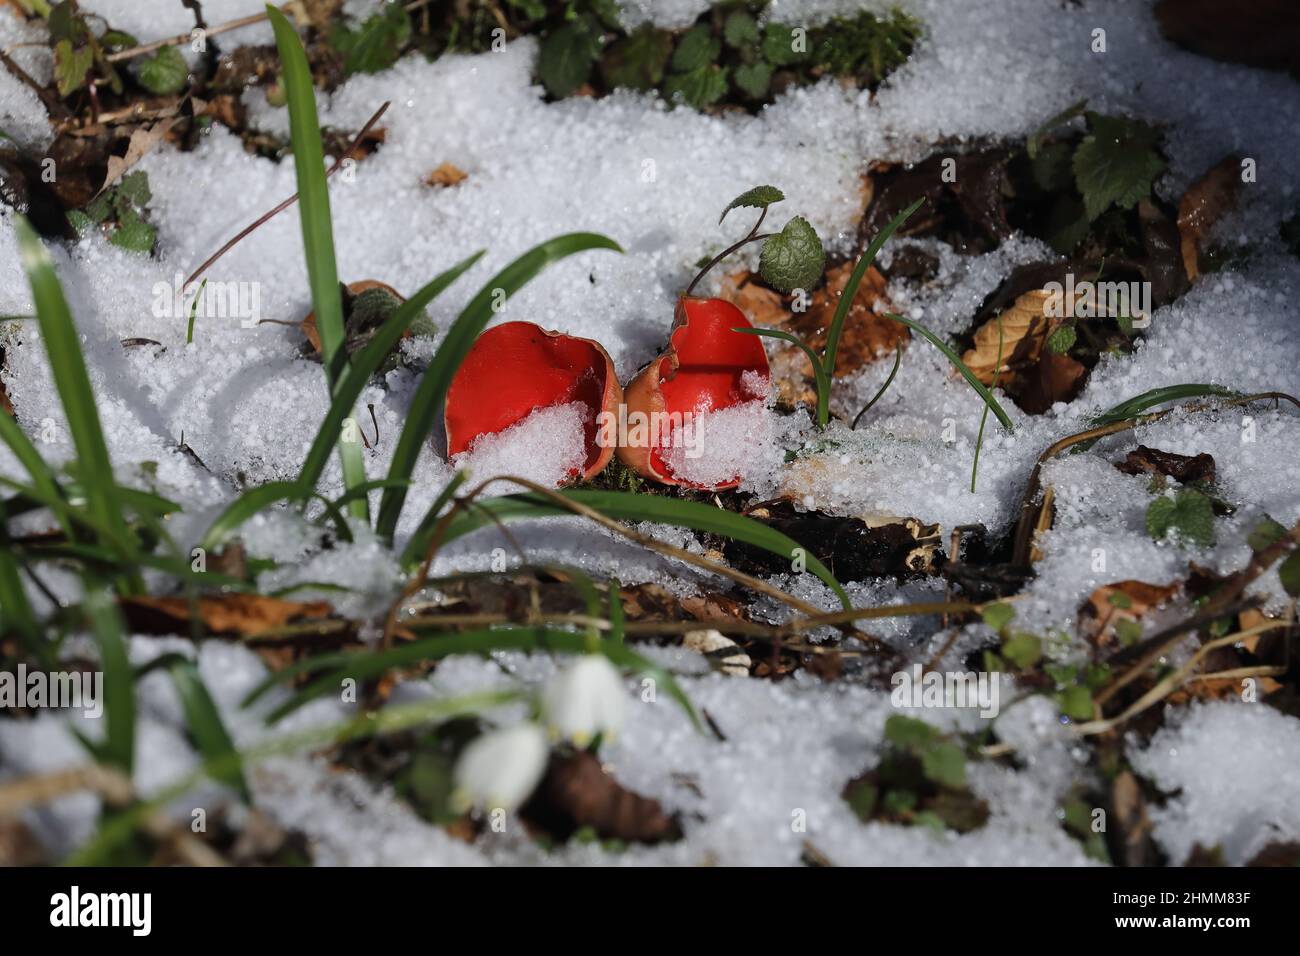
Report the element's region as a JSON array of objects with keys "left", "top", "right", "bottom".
[
  {"left": 538, "top": 18, "right": 601, "bottom": 98},
  {"left": 719, "top": 184, "right": 784, "bottom": 224},
  {"left": 1047, "top": 324, "right": 1077, "bottom": 354},
  {"left": 116, "top": 170, "right": 152, "bottom": 209},
  {"left": 844, "top": 780, "right": 878, "bottom": 822},
  {"left": 1248, "top": 516, "right": 1287, "bottom": 552},
  {"left": 54, "top": 40, "right": 94, "bottom": 97},
  {"left": 883, "top": 714, "right": 938, "bottom": 750},
  {"left": 723, "top": 11, "right": 759, "bottom": 49},
  {"left": 330, "top": 3, "right": 412, "bottom": 76},
  {"left": 109, "top": 218, "right": 156, "bottom": 254},
  {"left": 136, "top": 45, "right": 190, "bottom": 95},
  {"left": 1073, "top": 112, "right": 1165, "bottom": 222},
  {"left": 1106, "top": 591, "right": 1132, "bottom": 609},
  {"left": 759, "top": 216, "right": 825, "bottom": 293},
  {"left": 1279, "top": 551, "right": 1300, "bottom": 598},
  {"left": 600, "top": 24, "right": 672, "bottom": 91},
  {"left": 662, "top": 64, "right": 728, "bottom": 109},
  {"left": 1115, "top": 618, "right": 1143, "bottom": 647},
  {"left": 762, "top": 23, "right": 806, "bottom": 66},
  {"left": 670, "top": 24, "right": 720, "bottom": 73},
  {"left": 1001, "top": 632, "right": 1042, "bottom": 670},
  {"left": 980, "top": 602, "right": 1015, "bottom": 632},
  {"left": 1146, "top": 488, "right": 1215, "bottom": 548},
  {"left": 921, "top": 742, "right": 966, "bottom": 789},
  {"left": 1056, "top": 685, "right": 1093, "bottom": 721},
  {"left": 100, "top": 30, "right": 139, "bottom": 52},
  {"left": 733, "top": 60, "right": 771, "bottom": 99}
]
